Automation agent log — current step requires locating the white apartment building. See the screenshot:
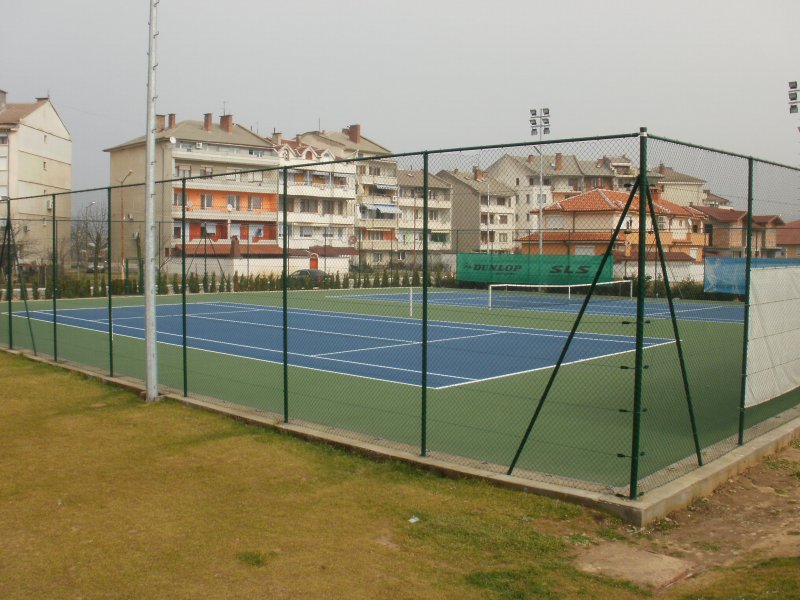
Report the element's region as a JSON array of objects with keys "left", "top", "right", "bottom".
[
  {"left": 395, "top": 170, "right": 452, "bottom": 268},
  {"left": 436, "top": 167, "right": 516, "bottom": 254},
  {"left": 0, "top": 90, "right": 72, "bottom": 262}
]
